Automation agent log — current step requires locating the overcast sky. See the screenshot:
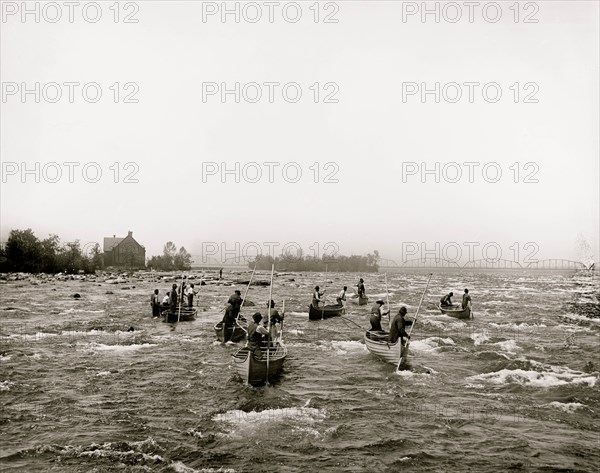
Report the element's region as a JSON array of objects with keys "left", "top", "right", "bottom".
[{"left": 1, "top": 1, "right": 598, "bottom": 265}]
